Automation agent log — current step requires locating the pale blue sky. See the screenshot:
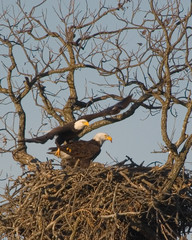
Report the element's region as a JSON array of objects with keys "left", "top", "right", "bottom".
[
  {"left": 0, "top": 0, "right": 192, "bottom": 187},
  {"left": 0, "top": 3, "right": 192, "bottom": 239}
]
